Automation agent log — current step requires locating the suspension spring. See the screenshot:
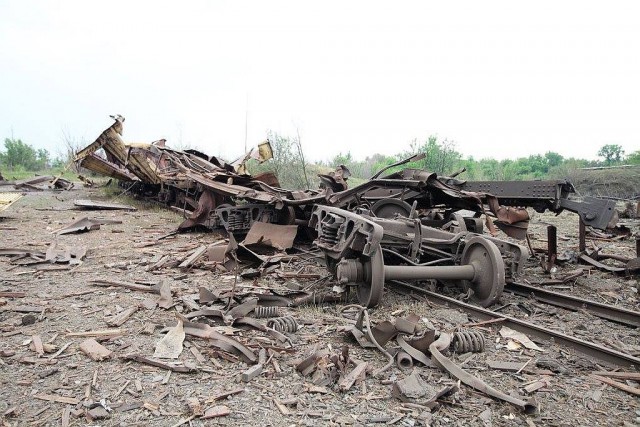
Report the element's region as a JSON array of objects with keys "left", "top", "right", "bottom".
[
  {"left": 319, "top": 216, "right": 343, "bottom": 246},
  {"left": 452, "top": 330, "right": 485, "bottom": 353},
  {"left": 227, "top": 212, "right": 245, "bottom": 231},
  {"left": 267, "top": 316, "right": 298, "bottom": 333},
  {"left": 254, "top": 306, "right": 280, "bottom": 319}
]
